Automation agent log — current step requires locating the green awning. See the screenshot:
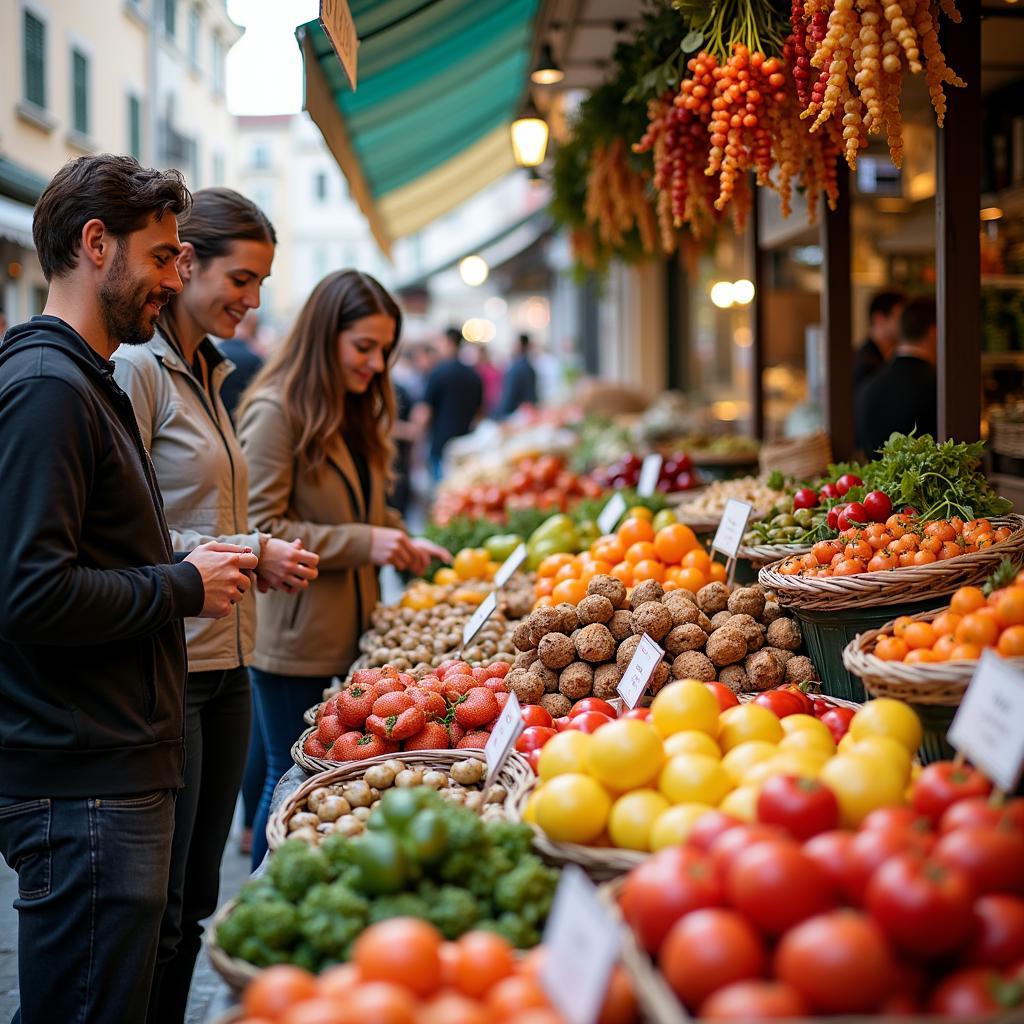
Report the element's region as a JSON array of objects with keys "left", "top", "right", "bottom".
[{"left": 298, "top": 0, "right": 539, "bottom": 256}]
